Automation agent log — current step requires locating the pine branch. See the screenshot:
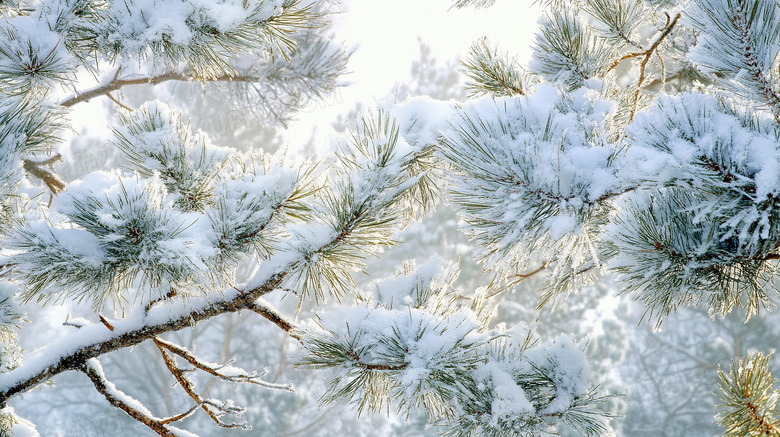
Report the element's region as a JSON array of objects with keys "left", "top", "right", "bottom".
[
  {"left": 59, "top": 69, "right": 250, "bottom": 108},
  {"left": 688, "top": 0, "right": 780, "bottom": 119},
  {"left": 0, "top": 128, "right": 428, "bottom": 406},
  {"left": 462, "top": 38, "right": 525, "bottom": 97},
  {"left": 584, "top": 0, "right": 644, "bottom": 48},
  {"left": 727, "top": 3, "right": 780, "bottom": 121},
  {"left": 718, "top": 352, "right": 780, "bottom": 437},
  {"left": 0, "top": 269, "right": 287, "bottom": 404},
  {"left": 531, "top": 9, "right": 614, "bottom": 89}
]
